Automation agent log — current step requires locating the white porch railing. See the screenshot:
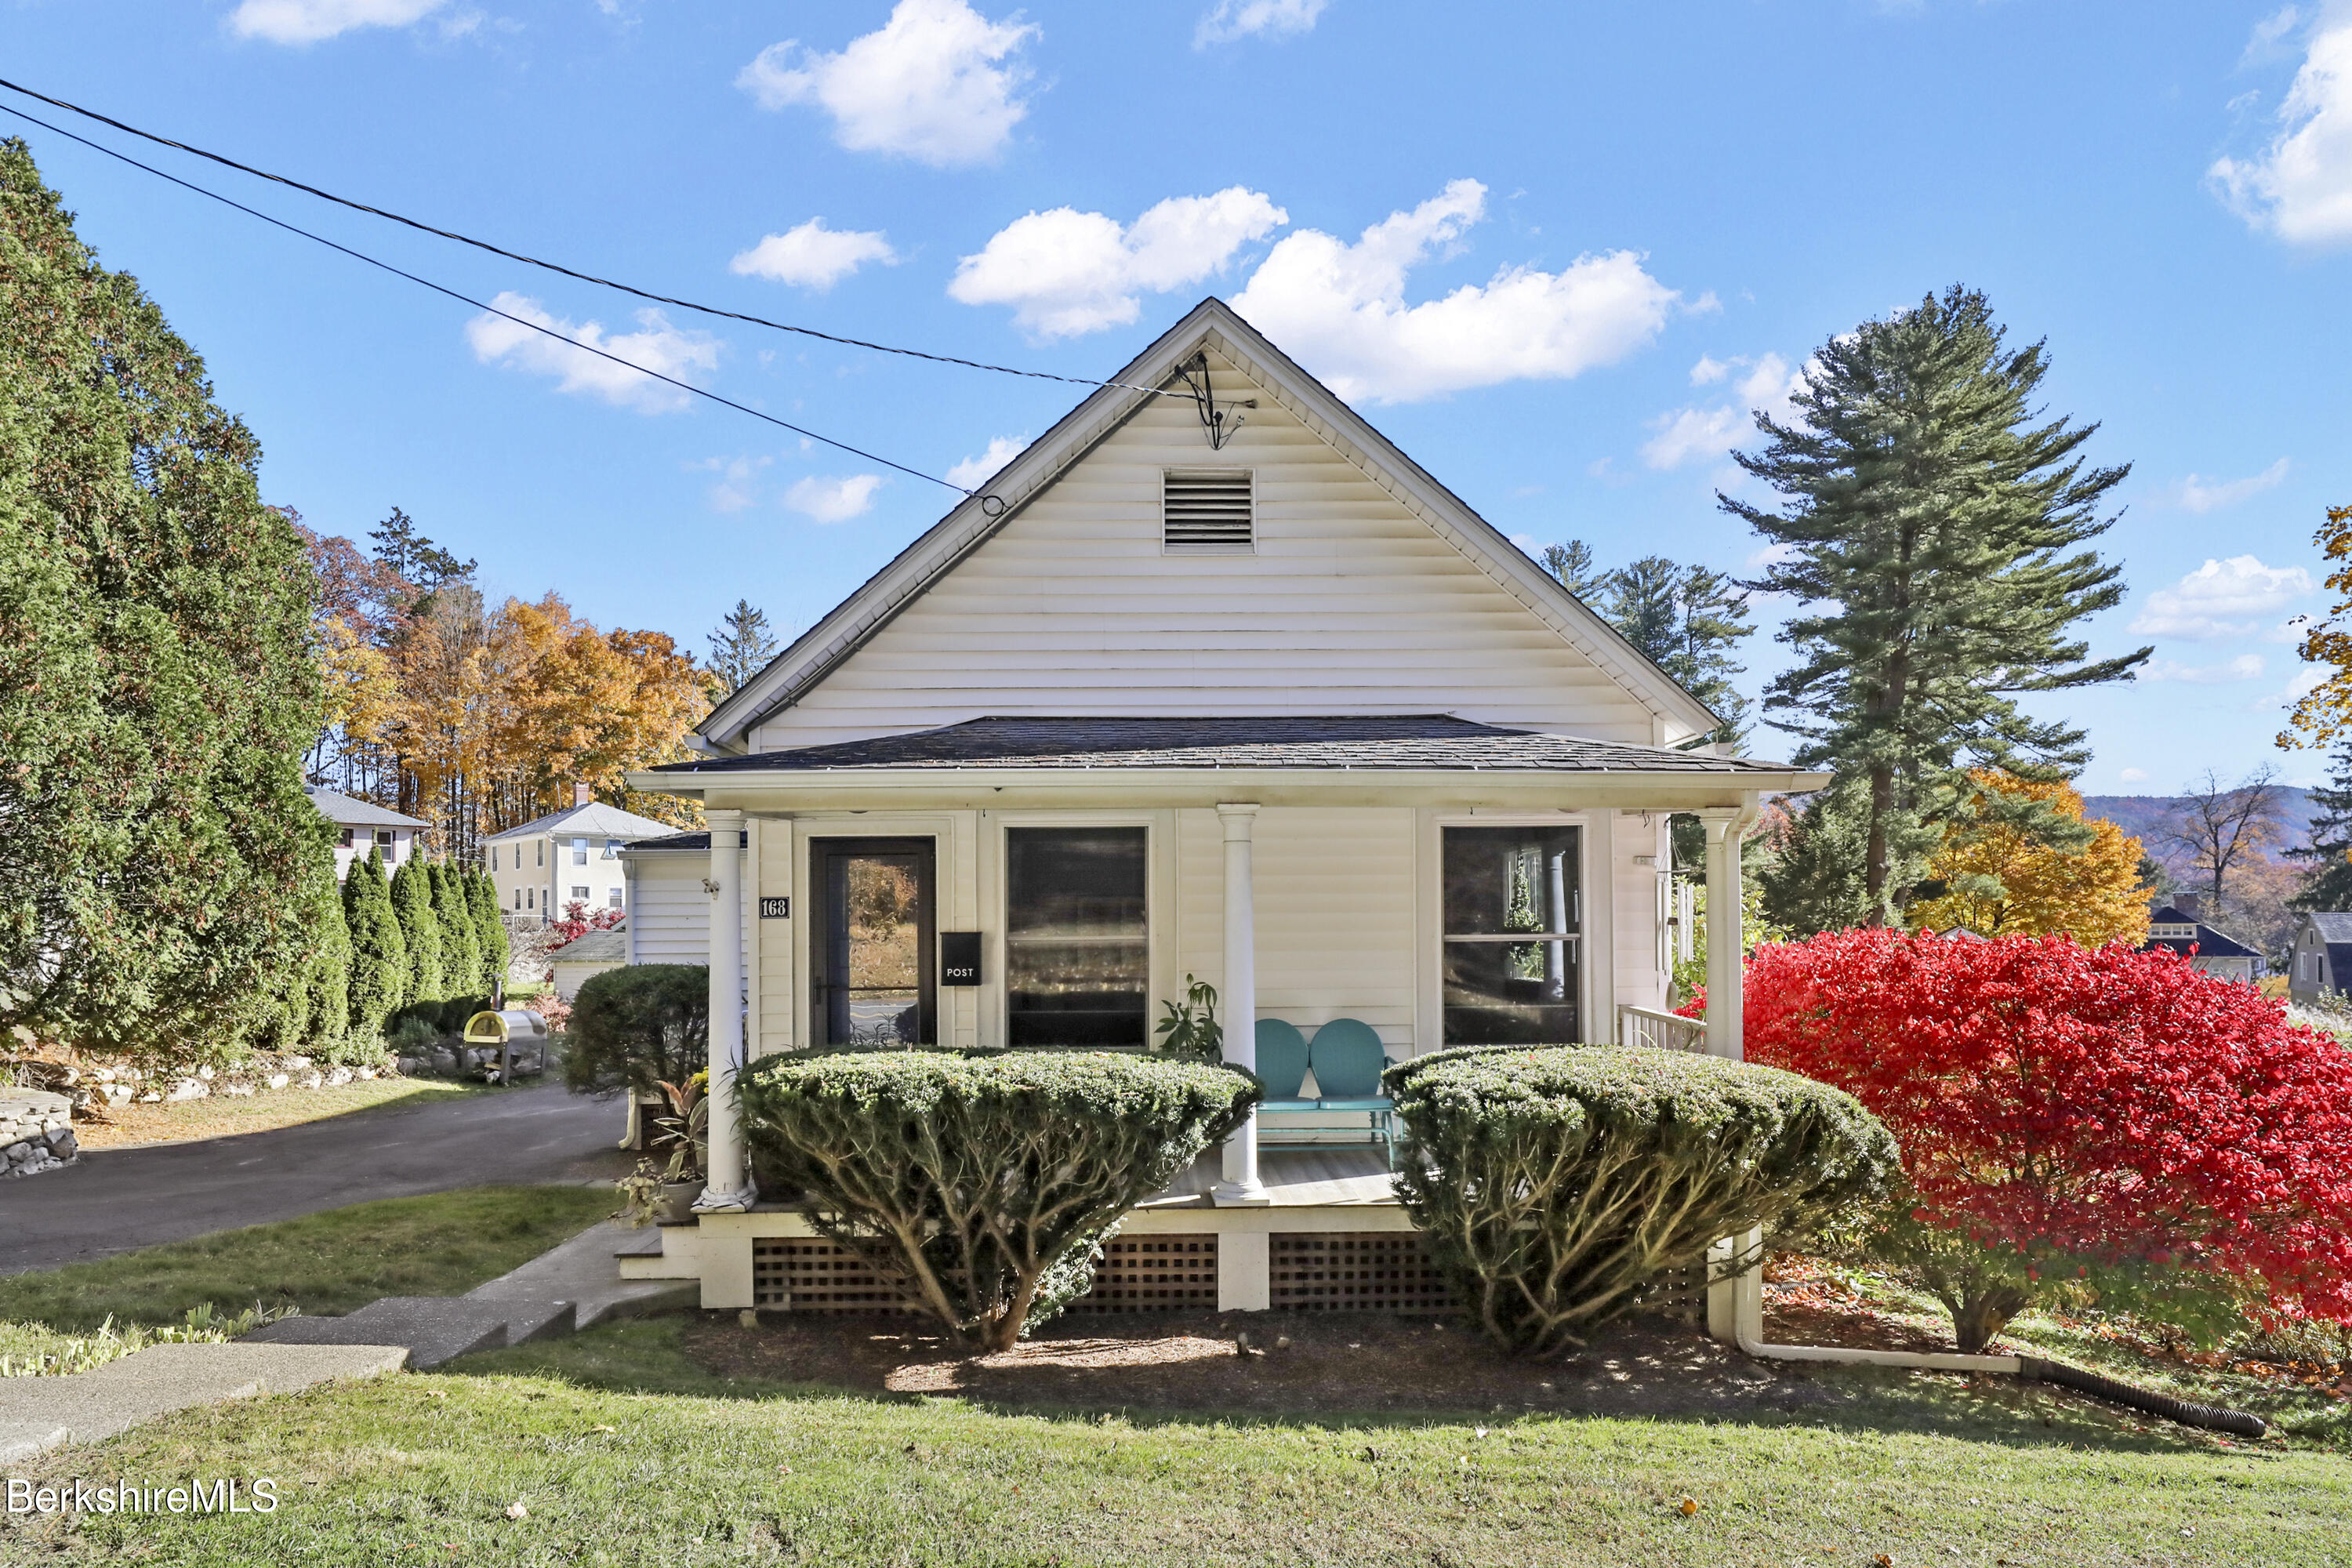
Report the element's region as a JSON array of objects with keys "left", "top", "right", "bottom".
[{"left": 1617, "top": 1002, "right": 1706, "bottom": 1054}]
